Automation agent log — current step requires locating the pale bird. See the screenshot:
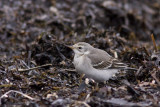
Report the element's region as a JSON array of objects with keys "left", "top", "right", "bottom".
[{"left": 69, "top": 42, "right": 136, "bottom": 82}]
